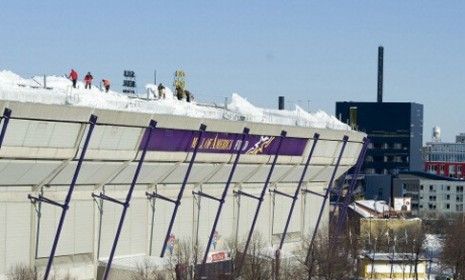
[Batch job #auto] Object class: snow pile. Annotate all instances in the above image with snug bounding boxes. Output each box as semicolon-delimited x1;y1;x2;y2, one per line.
0;70;350;130
228;94;348;130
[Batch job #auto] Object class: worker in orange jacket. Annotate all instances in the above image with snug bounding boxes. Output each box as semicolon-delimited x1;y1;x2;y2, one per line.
68;69;78;88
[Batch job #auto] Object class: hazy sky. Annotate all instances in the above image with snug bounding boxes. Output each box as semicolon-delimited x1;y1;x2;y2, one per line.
0;1;463;141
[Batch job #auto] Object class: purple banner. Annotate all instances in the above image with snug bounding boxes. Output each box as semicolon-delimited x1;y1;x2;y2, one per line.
140;128;307;156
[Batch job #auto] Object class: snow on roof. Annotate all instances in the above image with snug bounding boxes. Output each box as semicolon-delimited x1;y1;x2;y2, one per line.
0;70;350;130
349;200;391;218
362;252;428;261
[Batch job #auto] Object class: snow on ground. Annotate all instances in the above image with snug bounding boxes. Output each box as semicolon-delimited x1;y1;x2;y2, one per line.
0;70;350;130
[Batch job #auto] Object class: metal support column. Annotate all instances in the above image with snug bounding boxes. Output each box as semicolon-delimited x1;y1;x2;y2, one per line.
160;124;207;257
335;138;369;234
92;186;105;260
96;119;157;280
277;133;319;250
234;130;287;278
0;108;12;148
328;171;348;224
27;114;98;280
196;127;250;279
305;135;348;264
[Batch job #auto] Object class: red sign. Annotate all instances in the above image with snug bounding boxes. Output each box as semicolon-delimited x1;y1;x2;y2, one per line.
207;251;229;263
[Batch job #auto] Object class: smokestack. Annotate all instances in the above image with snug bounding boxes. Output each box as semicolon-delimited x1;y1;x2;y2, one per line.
278;96;285;110
377;46;384;103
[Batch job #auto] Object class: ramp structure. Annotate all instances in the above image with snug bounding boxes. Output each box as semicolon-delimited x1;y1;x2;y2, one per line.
0;100;366;279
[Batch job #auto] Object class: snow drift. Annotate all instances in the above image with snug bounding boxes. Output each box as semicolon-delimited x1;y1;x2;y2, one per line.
0;70;350;130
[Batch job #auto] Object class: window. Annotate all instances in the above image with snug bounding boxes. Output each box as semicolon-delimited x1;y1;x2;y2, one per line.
420;185;424;190
457;186;464;193
445;203;450;210
456;204;464;212
430;185;434;191
447;186;451;191
446;194;450;200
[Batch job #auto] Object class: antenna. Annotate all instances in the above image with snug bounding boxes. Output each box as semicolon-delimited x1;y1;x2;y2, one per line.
377;46;384;103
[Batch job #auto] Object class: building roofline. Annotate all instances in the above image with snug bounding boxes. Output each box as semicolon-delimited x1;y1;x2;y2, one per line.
399;171;465;182
336;101;423;106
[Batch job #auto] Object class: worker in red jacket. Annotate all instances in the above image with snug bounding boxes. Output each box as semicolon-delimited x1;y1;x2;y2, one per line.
102;79;111;92
84;72;93;89
68;69;78;88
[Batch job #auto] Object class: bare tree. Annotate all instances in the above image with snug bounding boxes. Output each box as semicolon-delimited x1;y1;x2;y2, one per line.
6;264;72;280
441;215;465;280
234;233;272;280
290;229;356;280
130;259;166;280
7;264;39;280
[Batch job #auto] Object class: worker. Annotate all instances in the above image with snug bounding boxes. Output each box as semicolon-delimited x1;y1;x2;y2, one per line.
176;85;184;100
158;83;166;99
68;69;78;88
102;79;111;93
184;90;192;103
84;72;93;89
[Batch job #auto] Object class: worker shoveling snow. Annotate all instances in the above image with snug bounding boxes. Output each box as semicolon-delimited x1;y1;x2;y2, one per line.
0;70;350;130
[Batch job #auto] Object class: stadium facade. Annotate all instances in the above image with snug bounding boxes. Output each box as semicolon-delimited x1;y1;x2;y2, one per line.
0;99;365;279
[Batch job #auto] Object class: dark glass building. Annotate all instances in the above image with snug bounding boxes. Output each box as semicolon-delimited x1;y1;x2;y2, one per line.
336;102;424;175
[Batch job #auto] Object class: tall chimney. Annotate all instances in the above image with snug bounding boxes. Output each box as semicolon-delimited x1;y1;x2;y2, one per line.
278;96;285;110
377;46;384;103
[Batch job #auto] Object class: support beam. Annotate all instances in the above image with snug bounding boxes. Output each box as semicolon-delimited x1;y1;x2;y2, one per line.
146;191;177;204
234;130;287;278
305;135;349;264
101;119;157;280
335;138;369;234
269;189;294;199
278;133;319;250
328;171;348;223
160;124;207;257
35;114;98;280
0;108;12;149
302;189;325;198
198;127;249;279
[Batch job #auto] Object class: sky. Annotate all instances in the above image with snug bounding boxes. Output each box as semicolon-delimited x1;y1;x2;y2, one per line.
0;1;464;142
